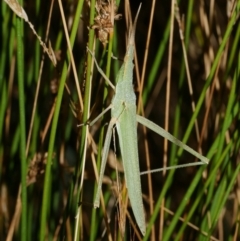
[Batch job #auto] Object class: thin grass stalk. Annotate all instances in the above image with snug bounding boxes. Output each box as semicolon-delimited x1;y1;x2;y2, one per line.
25;0;41;234
169;0;194;153
55;0;85;238
167;2;206;238
168;0;195;166
16;4;27;240
142;19;170;106
73;0;96;239
226;23;240;73
0;81;7;144
39;0;85;239
0;7;10;145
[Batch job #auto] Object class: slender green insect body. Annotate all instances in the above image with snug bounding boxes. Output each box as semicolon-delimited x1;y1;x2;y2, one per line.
91;3;208;236
94;6;146;235
110;8;146;234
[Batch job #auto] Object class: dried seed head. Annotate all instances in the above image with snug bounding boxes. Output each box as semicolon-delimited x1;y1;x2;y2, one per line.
91;0;122;46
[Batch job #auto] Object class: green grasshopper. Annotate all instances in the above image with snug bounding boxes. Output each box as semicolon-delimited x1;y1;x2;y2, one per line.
88;4;209;236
